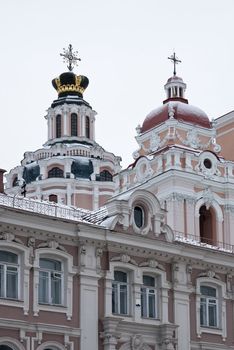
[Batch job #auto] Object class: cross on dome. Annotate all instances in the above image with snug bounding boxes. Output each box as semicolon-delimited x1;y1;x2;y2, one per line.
60;44;81;71
168;52;181;76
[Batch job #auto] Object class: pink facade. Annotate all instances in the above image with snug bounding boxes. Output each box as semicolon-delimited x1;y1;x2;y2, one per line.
1;50;234;350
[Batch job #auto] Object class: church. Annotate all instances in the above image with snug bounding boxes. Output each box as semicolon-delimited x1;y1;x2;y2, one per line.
0;47;234;350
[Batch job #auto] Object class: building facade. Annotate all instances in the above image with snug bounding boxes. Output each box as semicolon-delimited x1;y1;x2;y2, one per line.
1;51;234;350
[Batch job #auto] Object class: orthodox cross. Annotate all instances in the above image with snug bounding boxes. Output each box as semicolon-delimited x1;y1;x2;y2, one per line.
60;44;81;71
168;52;181;76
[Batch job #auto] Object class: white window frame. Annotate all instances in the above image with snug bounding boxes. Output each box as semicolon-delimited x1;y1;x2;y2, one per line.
196;277;227;339
0;243;31;315
0;251;19;300
39;258;64;306
141;275;158;319
33;248;76;320
200;285;218;328
112;270;129;315
106;260;170;324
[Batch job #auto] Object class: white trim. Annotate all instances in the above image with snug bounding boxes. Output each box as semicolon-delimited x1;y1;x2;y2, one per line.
196;277;227;340
33;248;75;320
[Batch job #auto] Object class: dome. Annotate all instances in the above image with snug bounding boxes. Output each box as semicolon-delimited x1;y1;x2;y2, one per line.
141;101;211;133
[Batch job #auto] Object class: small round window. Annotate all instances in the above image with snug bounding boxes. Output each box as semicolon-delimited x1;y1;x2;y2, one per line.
134;206;144;228
203;158;212;169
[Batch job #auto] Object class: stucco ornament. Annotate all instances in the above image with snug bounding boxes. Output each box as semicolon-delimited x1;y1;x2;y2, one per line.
134;157;153;183
195;152;221;179
119;335;152;350
150;132;161;152
202;187;214;209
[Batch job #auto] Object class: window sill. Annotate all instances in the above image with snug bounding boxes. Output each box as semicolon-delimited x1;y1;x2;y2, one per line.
0;298;24;308
200;326;223;335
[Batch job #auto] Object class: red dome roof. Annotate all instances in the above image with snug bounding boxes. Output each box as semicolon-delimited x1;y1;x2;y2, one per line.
141;101;211;133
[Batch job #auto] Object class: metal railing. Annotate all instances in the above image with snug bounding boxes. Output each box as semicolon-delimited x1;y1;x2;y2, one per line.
175;231;234;254
0;193;107;225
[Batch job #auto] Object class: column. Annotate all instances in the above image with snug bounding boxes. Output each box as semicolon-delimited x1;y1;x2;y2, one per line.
79;245;100;350
173;262;191;350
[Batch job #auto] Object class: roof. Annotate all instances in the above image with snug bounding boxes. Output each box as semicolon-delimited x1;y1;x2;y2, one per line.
141;101;211;132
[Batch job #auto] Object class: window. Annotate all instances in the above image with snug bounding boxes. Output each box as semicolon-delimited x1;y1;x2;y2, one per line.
134;206;144;228
85;116;90;138
56;115;61;138
71;113;78;136
12;177;18;187
48;194;58;203
200;285;218;328
141;275;157;318
48;167;64;178
100;170;113;182
39;258;63;305
199;205;216;245
0;346;14;350
112;270;128;315
0;251;19;299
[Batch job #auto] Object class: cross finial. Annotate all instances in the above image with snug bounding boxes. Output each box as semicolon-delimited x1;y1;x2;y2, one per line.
60;44;81;71
168;52;181;76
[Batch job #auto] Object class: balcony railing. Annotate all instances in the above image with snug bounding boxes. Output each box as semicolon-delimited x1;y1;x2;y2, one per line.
175;231;234;254
0;193;107;225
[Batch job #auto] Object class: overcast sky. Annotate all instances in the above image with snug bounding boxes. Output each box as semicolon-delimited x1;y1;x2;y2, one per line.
1;0;234;172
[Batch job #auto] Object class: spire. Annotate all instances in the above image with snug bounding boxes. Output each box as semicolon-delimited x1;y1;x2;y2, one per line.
163;52;187;104
168;52;181;76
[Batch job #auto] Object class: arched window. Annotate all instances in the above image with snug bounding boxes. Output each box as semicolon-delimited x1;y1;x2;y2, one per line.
0;346;14;350
48;194;58;203
56;115;61;138
134;206;144;228
12;177;18;187
0;251;19;299
85;116;90;138
100;170;113;182
71;113;78;136
48;167;64;178
39;258;63;305
199;205;216;245
141;275;157;318
112;270;128;315
200;285;218;327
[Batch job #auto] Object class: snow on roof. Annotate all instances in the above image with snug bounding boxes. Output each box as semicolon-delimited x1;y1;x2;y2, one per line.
0;193;108;225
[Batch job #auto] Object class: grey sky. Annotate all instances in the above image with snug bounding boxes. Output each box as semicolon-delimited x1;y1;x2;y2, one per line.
1;0;234;171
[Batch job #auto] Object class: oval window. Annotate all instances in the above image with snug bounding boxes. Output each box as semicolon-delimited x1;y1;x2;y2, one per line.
134;206;144;228
204;158;212;169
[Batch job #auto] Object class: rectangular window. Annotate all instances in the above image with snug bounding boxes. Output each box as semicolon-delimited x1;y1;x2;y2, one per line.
39;258;63;305
141;275;157;319
200;286;218;328
112;271;129;315
0;251;19;300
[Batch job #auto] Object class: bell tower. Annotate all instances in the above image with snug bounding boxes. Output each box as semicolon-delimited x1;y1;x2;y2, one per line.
45;44;96;145
5;45;121;210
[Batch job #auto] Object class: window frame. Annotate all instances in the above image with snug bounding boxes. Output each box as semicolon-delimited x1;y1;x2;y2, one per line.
141;275;158;319
0;251;19;300
0;243;31;315
200;285;218;328
33;248;75;320
196;277;227;338
38;258;64;306
112;270;129;315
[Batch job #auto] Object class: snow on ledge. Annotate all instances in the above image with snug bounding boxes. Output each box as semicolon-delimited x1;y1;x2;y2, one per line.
175;234;234;254
0;193;107;225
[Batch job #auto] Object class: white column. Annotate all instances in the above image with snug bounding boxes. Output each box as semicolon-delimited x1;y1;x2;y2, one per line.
173;262;191;350
186;199;195;236
79;245;100;350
